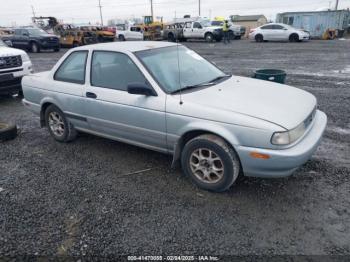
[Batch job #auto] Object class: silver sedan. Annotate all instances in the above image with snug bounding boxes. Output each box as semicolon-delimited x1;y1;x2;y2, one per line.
22;42;327;192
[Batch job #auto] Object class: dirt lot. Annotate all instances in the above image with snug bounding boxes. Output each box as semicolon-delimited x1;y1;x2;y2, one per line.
0;40;349;258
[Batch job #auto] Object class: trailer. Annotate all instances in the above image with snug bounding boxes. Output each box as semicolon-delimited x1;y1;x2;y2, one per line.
276;10;350;39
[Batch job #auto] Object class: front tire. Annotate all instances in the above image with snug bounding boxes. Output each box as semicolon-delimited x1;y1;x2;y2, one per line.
31;42;40;53
205;33;214;42
181;134;240;192
289;33;299;42
45;105;77;143
118;35;125;41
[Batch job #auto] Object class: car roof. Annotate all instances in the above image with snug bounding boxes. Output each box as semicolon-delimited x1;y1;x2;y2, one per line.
76;41;178;53
261;23;287;26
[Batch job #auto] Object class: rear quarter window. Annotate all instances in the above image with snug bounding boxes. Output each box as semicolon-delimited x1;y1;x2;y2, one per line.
54;51;88;84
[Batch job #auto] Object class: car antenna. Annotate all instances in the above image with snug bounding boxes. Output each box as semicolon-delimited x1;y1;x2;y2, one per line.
175;13;183;105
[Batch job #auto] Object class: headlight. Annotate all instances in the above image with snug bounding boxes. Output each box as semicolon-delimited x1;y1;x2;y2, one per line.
21;53;30;62
271;122;306;145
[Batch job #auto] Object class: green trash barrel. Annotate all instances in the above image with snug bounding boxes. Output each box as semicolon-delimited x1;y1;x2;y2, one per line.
254;69;287;84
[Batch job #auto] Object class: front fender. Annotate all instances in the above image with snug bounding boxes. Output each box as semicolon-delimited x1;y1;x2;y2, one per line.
169;120;240;168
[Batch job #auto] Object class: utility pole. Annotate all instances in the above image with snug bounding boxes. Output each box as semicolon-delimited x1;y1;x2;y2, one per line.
150;0;154;20
335;0;339;10
31;5;36;17
98;0;103;26
199;0;201;16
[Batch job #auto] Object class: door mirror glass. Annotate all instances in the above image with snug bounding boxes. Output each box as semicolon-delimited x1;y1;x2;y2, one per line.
127;83;157;96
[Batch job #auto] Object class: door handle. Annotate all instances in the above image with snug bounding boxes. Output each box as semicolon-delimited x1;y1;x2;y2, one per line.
86;92;97;99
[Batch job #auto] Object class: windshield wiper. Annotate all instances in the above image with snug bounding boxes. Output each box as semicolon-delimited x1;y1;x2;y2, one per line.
208;74;231;83
171;82;215;94
171;75;231;94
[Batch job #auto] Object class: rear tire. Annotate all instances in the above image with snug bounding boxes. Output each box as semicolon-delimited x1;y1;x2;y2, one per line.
167;33;175;42
44;105;77;143
181;134;240;192
255;34;263;42
289;33;299;42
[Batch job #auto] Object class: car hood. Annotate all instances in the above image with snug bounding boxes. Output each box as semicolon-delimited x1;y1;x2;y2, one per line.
0;46;25;57
179;76;316;130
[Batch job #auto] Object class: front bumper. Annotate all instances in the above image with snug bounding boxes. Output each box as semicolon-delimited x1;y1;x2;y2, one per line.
213;30;223;39
300;35;310;41
236;110;327;178
40;41;60;49
0;61;33;94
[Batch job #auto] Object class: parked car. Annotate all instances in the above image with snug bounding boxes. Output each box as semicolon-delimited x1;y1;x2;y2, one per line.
3;28;60;53
210;20;241;39
163;22;185;42
183;21;223;42
249;23;310;42
22;42;327;192
116;25;143;41
0;39;33;95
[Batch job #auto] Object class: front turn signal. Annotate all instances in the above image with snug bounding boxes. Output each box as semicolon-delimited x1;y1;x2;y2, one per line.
249;152;271;159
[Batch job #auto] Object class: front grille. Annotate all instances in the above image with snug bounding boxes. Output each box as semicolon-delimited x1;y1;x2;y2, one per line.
0;55;22;70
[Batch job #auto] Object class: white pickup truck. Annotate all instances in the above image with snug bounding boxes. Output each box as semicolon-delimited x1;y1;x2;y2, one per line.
182;21;223;42
116;25;143;41
0;39;33;95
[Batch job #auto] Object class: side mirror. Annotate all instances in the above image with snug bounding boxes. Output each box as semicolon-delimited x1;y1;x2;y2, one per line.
22;32;29;36
127;83;157;96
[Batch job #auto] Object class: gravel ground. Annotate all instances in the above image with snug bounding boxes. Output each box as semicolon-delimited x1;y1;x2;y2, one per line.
0;40;349;258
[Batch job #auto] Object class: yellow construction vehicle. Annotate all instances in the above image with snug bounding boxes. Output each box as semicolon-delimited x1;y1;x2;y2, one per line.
141;16;163;41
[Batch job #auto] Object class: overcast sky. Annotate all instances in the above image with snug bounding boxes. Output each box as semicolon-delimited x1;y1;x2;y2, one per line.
1;0;350;26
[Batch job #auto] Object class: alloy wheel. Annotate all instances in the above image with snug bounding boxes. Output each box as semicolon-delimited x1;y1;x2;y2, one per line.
189;148;224;184
48;112;65;137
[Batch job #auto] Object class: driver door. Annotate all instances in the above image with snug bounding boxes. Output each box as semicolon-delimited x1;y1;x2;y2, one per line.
192;22;204;38
84;50;167;152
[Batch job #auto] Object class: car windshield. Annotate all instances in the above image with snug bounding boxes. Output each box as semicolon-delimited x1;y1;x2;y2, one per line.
200;20;211;27
27;28;47;35
135;46;228;93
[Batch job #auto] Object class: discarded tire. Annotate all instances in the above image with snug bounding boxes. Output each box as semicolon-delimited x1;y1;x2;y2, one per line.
0;122;17;141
